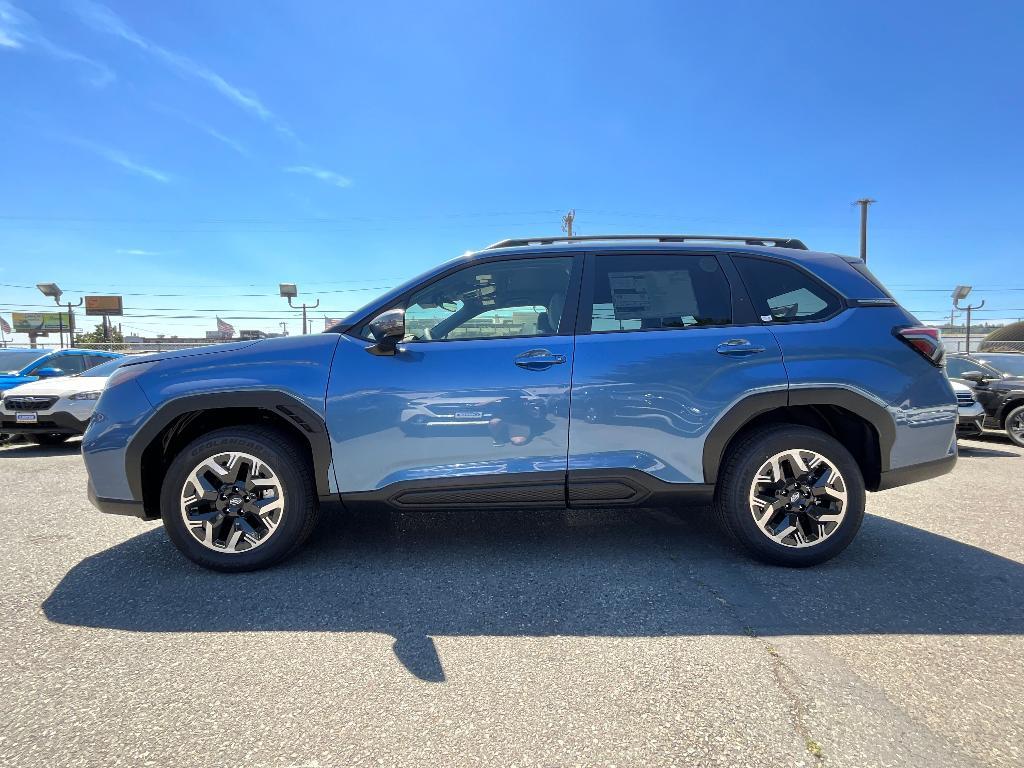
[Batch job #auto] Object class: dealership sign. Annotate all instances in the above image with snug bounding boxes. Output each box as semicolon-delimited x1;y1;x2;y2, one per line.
11;312;71;332
85;295;124;316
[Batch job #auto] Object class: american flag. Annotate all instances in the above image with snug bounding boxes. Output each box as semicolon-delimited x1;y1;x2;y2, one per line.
216;317;235;337
0;316;10;335
323;317;342;330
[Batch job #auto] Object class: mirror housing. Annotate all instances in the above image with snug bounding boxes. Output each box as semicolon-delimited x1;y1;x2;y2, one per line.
960;370;990;384
367;308;406;355
34;367;64;378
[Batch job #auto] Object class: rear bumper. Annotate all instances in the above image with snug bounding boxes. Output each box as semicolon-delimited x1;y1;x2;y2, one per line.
87;480;147;518
875;453;956;491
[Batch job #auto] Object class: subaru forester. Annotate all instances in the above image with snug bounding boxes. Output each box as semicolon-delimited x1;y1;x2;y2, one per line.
82;234;957;571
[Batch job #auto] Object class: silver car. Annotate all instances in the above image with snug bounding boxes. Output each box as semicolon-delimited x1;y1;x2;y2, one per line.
0;356;124;445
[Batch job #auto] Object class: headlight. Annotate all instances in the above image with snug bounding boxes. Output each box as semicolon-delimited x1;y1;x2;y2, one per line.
70;391;102;401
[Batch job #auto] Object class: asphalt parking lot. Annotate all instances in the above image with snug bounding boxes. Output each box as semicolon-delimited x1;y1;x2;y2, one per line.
1;436;1022;768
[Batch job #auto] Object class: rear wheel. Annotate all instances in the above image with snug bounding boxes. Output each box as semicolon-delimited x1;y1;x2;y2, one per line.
30;433;72;445
715;425;865;566
1004;405;1024;448
160;426;320;572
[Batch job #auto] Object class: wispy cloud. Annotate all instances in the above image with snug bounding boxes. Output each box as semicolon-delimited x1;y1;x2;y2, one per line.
285;165;353;189
64;136;171;183
0;0;114;86
74;1;293;140
116;248;163;256
151;103;249;157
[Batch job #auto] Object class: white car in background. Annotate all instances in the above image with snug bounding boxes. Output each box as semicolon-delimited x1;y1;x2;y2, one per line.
0;357;124;445
952;380;985;438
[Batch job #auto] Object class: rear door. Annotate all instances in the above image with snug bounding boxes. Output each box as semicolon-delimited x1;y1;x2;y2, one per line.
567;250;787;501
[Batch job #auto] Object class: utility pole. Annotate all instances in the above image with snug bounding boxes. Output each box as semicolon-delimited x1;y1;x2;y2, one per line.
853;198;876;262
561;209;575;238
279;322;288;336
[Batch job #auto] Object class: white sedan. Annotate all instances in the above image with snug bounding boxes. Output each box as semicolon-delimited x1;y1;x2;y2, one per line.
0;356;124;445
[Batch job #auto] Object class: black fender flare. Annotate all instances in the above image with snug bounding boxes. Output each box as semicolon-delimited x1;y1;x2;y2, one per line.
125;389;333;501
702;387;896;484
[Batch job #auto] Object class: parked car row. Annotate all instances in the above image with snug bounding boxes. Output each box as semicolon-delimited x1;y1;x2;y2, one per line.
945;352;1024;447
0;349;122;444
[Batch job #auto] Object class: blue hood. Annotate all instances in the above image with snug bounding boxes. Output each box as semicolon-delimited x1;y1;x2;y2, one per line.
0;374;37;393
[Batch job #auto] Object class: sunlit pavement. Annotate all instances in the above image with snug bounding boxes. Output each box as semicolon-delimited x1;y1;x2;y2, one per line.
1;435;1021;767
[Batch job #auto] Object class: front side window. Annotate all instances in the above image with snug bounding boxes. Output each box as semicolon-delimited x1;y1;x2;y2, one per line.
33;354;87;375
946;357;1001;378
586;254;732;333
733;256;842;323
401;257;574;342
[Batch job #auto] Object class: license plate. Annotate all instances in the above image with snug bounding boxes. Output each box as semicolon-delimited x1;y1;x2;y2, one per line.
455;411;483;419
16;412;38;423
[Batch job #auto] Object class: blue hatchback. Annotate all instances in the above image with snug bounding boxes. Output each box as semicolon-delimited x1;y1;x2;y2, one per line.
82;234;957;571
0;348;121;394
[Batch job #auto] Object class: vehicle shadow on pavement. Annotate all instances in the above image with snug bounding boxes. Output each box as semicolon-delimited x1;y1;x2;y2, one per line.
0;441;82;459
43;507;1024;682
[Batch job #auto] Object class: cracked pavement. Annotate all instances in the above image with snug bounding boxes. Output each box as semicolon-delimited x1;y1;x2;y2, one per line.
1;434;1022;767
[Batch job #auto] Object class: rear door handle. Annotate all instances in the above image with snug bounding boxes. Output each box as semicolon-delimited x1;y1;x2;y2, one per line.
716;338;766;356
514;348;567;370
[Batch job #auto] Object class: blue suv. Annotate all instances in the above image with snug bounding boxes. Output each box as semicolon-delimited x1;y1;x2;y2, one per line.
82;235;957;571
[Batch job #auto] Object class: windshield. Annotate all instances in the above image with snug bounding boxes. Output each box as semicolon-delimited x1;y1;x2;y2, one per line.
979;354;1024;377
76;357;125;377
0;350;45;373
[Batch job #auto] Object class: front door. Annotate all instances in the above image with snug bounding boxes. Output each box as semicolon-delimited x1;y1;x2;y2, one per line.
568;251;788;500
326;254;581;506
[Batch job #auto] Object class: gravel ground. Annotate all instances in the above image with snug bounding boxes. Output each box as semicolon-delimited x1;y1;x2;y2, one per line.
1;435;1021;768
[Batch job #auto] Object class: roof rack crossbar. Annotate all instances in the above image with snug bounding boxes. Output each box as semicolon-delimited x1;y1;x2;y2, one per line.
486;234;808;250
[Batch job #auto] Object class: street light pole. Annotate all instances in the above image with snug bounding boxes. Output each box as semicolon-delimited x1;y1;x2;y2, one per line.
279;283;319;335
953;285;984;353
36;283;82;348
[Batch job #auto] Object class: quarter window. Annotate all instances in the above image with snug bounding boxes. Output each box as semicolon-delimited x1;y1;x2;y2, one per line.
733;257;842;323
586;254;732;332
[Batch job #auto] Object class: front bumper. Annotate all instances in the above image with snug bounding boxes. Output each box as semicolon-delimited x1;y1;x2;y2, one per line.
956;403;986;436
87;479;147;518
0;410;89;435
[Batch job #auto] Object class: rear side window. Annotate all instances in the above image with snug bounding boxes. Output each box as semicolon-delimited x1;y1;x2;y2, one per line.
585;254;731;332
734;257;842;323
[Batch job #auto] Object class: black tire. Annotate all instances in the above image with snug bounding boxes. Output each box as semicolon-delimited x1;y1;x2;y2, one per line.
714;424;866;567
30;433;73;445
1004;405;1024;448
160;426;320;572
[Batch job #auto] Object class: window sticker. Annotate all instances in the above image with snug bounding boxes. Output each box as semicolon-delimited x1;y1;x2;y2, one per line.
607;270;698;320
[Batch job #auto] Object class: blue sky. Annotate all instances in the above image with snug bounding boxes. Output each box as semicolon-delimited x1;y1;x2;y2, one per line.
1;0;1022;339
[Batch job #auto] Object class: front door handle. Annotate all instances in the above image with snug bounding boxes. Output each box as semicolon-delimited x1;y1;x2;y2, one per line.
716;339;766;356
514;348;567;370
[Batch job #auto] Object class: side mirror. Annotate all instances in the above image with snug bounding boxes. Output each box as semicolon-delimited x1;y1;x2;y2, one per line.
34;367;64;378
959;370;989;384
367;308;406;355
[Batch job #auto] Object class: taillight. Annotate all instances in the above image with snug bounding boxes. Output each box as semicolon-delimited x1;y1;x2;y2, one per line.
895;327;945;366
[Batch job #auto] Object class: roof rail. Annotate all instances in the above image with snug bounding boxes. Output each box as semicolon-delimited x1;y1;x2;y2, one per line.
485;234;808;250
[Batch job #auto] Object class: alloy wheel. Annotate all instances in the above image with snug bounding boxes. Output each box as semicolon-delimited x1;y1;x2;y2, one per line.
748;448;847;548
179;451;285;553
1009;412;1024;441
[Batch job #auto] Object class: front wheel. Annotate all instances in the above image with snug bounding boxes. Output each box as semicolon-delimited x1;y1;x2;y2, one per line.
1004;405;1024;448
160;426;320;572
714;425;866;567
